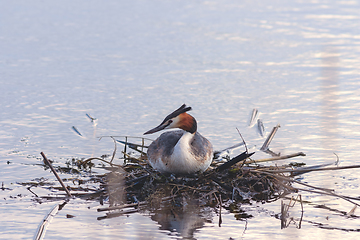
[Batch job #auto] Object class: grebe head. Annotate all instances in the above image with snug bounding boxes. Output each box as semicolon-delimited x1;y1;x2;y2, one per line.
144;104;197;135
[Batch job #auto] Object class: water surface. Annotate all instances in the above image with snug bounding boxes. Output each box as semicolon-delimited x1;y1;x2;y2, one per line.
1;0;360;239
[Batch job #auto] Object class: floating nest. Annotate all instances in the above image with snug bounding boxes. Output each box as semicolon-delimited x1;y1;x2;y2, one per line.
82;132;309;219
22;113;360;239
106;151;286;206
31;122;360;225
27;131;360;240
31;123;312;222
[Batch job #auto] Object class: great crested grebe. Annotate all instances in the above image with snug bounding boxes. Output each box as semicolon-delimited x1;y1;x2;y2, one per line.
144;104;213;175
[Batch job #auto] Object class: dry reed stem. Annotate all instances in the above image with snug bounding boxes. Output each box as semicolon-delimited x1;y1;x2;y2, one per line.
110;136;117;163
41;152;72;197
254;170;360;207
260;124;280;151
295;188;360;207
260;164;360;174
81;157;122;168
252;170;335;193
246;152;306;164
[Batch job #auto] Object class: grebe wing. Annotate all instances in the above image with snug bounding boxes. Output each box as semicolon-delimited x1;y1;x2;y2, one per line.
191;132;213;159
147;130;184;159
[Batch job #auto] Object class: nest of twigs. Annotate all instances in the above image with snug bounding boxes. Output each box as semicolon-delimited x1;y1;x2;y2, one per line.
29;114;360;239
98;125;295;209
108;151;286;207
92;130;308;220
34;123;360;223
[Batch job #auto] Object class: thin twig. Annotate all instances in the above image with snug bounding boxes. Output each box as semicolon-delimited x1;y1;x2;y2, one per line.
219;193;223;227
299;195;303;229
347;205;357;216
98;135;153;142
124;136;128;161
236;127;248;153
141;138;145;157
295;188;360;207
27;187;38;197
97;201;147;212
110;136;117;164
254;170;360;206
251;170;335;193
259;164;360;174
245;152;306;164
81;157;122;168
281;200;287;229
41;152;72;197
334;152;340;166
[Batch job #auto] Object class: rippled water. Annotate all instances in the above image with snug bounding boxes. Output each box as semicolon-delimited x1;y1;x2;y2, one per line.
1;0;360;239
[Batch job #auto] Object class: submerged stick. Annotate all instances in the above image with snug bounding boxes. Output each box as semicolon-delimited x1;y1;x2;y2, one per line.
97;195;176;212
97;201;146;212
213;192;222;227
299;195;304;229
40;152;72;197
34;203;60;240
97;209;139;220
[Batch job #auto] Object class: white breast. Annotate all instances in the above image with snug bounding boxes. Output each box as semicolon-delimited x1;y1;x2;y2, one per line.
148;131;213;175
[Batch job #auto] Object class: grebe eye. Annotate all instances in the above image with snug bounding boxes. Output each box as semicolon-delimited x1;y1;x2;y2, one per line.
168;120;173;124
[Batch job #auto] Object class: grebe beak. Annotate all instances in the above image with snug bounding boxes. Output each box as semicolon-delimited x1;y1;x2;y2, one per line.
144;123;168;135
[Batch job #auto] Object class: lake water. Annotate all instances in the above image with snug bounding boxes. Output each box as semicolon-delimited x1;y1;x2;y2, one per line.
1;0;360;239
